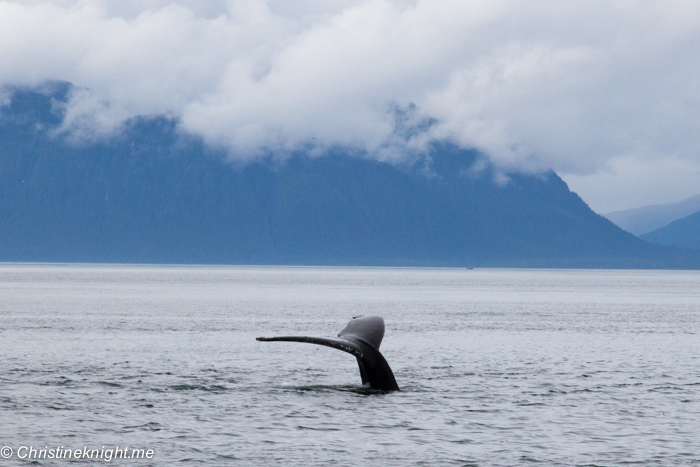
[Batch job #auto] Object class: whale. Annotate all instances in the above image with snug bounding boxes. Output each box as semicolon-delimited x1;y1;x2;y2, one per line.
256;315;400;391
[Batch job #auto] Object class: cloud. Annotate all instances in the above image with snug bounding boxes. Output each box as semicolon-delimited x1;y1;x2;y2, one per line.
2;0;700;210
564;154;700;214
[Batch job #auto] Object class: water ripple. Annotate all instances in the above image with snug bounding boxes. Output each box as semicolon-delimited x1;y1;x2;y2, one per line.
1;265;699;466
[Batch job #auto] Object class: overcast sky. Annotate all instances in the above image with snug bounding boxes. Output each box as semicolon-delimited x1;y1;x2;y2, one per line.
2;0;700;213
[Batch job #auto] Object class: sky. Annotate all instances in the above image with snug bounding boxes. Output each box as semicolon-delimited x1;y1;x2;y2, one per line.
2;0;700;213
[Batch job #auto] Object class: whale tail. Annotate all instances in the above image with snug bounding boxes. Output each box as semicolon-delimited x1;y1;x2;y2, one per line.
257;316;400;391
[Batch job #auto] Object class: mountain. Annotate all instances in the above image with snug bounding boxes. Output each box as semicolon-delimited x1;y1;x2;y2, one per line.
640;210;700;250
1;83;698;268
604;194;700;236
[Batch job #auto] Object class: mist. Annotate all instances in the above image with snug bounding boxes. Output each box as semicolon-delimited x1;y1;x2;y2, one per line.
3;0;700;211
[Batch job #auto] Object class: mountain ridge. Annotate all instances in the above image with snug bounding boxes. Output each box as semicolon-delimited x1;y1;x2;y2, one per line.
2;84;698;268
604;194;700;236
641;210;700;250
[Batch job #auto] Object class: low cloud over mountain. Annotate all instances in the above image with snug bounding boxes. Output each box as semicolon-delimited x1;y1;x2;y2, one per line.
3;1;700;211
2;85;697;268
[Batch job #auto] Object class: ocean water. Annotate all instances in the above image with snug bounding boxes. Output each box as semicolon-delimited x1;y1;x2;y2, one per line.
0;264;698;466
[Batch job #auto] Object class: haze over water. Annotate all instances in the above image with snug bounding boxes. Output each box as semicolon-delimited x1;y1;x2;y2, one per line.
1;265;698;466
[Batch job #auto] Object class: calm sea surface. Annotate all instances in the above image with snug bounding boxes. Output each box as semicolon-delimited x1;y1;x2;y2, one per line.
0;264;698;466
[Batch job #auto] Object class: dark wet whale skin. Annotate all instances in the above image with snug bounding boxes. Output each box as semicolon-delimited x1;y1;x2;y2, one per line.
256;316;400;391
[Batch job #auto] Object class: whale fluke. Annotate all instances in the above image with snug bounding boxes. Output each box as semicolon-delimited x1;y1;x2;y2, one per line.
257;316;400;391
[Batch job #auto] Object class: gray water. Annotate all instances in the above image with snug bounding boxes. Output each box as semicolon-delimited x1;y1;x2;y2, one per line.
0;264;698;466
